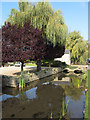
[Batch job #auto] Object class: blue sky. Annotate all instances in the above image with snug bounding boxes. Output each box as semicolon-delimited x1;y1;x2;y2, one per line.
1;2;88;40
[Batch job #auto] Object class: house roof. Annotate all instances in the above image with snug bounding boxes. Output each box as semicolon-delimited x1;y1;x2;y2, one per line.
65;49;70;54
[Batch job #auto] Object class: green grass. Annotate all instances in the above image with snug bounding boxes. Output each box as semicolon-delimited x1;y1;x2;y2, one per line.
66;66;78;70
84;70;90;119
25;63;37;66
88;70;90;119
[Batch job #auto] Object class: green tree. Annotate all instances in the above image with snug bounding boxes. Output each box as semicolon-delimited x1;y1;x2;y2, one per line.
45;10;68;46
5;1;68;70
66;31;88;64
6;1;68;46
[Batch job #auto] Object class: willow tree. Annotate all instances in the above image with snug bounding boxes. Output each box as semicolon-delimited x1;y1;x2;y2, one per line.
66;31;88;64
45;10;68;46
5;1;68;69
6;1;68;45
65;31;83;51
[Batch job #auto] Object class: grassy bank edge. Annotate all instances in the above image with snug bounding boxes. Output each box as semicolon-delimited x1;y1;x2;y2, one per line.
84;70;90;119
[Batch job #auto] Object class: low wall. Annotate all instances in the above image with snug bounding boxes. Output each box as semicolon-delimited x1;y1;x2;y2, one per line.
2;75;17;88
2;67;62;88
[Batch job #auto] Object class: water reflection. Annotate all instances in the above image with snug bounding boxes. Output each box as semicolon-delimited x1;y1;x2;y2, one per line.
0;94;13;102
2;73;86;119
66;92;85;118
0;87;37;102
52;75;71;85
25;87;37;100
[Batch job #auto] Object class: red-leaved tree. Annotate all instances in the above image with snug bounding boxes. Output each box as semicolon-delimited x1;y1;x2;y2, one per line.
45;44;65;60
1;22;46;71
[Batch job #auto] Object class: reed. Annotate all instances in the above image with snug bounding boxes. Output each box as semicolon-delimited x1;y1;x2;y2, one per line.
50;112;53;119
19;71;26;89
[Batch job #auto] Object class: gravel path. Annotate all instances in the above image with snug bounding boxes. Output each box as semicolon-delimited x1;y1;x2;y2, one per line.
0;66;37;76
0;65;89;77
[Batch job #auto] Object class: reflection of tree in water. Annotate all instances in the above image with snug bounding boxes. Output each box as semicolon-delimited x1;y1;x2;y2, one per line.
18;89;28;104
64;85;83;101
35;84;69;119
58;73;67;80
71;76;82;88
61;76;84;101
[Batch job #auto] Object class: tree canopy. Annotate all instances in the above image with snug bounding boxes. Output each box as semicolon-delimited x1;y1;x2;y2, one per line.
5;1;68;47
65;31;88;64
2;22;46;70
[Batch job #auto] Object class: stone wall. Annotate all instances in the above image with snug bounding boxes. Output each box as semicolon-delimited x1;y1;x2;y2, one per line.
2;67;62;88
2;75;17;88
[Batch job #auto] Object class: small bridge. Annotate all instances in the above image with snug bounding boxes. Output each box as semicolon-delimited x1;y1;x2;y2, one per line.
71;65;89;72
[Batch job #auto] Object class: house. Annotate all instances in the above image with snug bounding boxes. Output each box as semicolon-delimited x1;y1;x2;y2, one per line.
54;49;71;65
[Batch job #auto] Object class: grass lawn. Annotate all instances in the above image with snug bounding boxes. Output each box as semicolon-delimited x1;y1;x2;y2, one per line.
84;69;90;119
88;70;90;119
66;66;78;70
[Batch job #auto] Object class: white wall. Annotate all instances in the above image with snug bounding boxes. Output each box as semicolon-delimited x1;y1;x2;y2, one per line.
55;53;71;65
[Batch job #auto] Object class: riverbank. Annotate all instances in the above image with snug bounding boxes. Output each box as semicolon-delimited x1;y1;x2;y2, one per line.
1;65;88;88
84;69;90;119
88;70;90;119
2;67;62;88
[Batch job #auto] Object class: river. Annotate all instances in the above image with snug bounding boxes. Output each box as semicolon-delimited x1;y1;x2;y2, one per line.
1;72;86;119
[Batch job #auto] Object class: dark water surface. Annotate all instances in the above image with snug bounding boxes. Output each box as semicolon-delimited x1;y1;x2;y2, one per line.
1;73;86;119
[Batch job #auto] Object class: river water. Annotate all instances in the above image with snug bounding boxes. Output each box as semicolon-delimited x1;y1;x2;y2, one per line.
1;72;86;119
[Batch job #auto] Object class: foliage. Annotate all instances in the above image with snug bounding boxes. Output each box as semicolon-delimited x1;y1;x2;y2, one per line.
25;63;37;66
45;44;65;61
84;70;89;119
2;22;45;64
66;66;78;70
5;1;68;47
19;71;26;88
41;60;67;68
45;10;68;46
3;1;69;70
82;72;88;81
66;31;88;64
85;91;88;119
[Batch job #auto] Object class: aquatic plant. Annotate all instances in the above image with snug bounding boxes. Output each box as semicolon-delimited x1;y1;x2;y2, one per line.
84;70;89;119
59;115;62;120
50;112;53;119
66;100;70;109
30;75;32;77
19;71;26;89
82;72;88;81
62;96;65;116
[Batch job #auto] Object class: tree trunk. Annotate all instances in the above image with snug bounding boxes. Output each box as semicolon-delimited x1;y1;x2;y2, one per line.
21;61;24;71
2;62;5;67
49;61;51;67
37;60;41;71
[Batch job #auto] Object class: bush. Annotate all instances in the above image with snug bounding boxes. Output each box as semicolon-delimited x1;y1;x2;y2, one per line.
51;61;67;68
41;60;49;67
41;60;67;68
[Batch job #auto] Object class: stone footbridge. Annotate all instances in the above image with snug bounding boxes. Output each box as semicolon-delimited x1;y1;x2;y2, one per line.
71;65;89;72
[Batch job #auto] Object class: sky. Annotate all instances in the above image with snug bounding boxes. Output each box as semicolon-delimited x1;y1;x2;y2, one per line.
1;1;88;40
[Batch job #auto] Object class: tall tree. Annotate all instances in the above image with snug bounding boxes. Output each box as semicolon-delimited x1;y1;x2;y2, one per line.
5;1;68;68
2;22;45;71
6;1;68;46
66;31;88;64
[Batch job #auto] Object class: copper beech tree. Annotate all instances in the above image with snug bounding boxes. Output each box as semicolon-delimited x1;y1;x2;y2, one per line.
2;22;46;71
1;22;65;71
